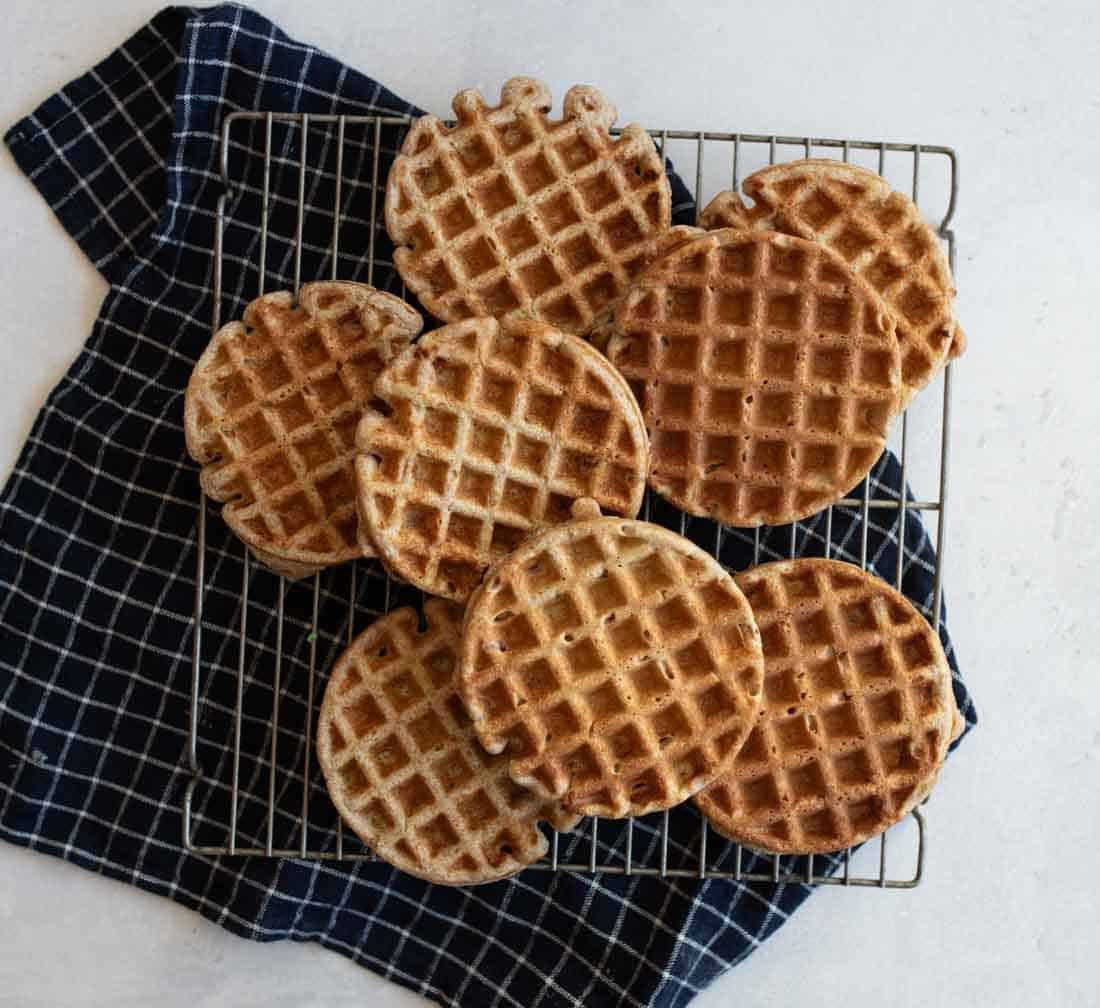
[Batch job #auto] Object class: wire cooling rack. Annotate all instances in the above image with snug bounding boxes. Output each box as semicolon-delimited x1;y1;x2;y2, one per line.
183;109;958;888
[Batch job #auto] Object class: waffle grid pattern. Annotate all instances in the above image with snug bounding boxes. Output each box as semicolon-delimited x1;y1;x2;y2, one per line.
586;223;703;353
695;559;955;854
356;318;648;600
461;517;765;818
317;602;577;884
185;282;420;575
699;160;958;403
385;77;671;334
608;229;901;528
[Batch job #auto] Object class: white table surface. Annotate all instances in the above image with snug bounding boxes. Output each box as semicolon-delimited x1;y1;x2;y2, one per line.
1;1;1097;1005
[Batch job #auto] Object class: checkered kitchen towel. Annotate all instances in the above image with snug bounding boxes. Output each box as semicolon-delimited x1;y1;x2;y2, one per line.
0;5;975;1006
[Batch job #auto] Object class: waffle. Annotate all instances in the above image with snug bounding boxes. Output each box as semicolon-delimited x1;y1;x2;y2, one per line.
458;500;766;818
356;317;649;601
184;282;422;578
606;228;901;528
385;76;671;335
699;159;962;406
694;558;959;855
316;601;579;885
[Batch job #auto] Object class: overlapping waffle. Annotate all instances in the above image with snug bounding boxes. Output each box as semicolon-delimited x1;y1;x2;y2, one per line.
355;317;649;600
316;601;578;885
699;159;961;406
694;558;960;855
185;282;421;578
458;500;765;818
385;76;671;334
606;228;901;528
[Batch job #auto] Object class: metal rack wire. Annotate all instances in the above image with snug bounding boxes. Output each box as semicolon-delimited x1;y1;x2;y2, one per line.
183;110;958;888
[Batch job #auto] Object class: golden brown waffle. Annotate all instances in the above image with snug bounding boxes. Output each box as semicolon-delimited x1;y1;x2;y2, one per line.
458;500;765;818
699;159;961;406
316;601;579;885
184;282;422;578
606;228;901;528
694;558;959;855
385;76;671;335
356;317;649;601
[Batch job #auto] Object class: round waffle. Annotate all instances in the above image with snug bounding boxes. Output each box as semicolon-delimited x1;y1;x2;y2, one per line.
694;558;960;855
317;601;578;885
356;317;649;601
458;500;766;818
699;159;962;407
606;228;901;528
184;282;422;578
385;76;671;335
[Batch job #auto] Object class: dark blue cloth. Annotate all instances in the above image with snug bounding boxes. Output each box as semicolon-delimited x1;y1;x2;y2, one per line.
0;5;975;1006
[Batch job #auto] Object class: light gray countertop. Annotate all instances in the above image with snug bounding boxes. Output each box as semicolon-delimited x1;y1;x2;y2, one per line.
1;2;1097;1005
